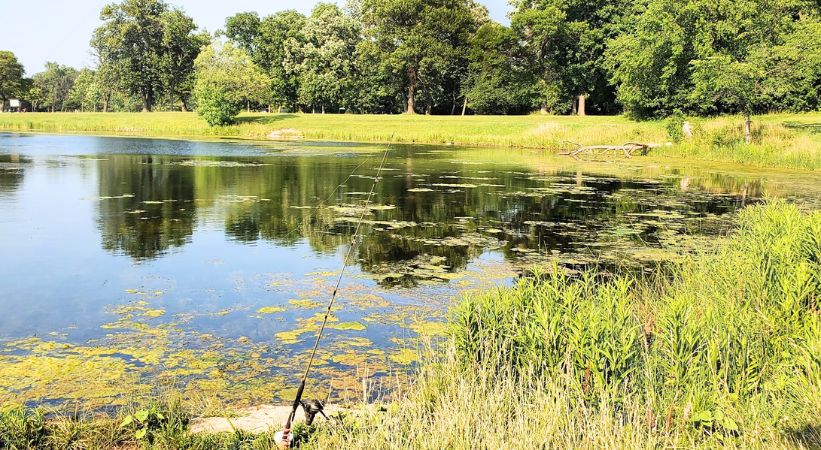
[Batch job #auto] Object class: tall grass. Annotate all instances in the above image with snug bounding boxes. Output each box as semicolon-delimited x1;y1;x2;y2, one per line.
656;115;821;170
307;202;820;449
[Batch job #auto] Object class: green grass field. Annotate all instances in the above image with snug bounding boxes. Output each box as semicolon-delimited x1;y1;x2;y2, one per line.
1;112;819;169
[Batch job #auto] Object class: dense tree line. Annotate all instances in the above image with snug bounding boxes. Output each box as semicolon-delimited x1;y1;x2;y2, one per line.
1;0;818;121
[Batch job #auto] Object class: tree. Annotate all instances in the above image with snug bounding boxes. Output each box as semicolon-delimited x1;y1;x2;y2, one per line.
0;51;25;104
225;10;306;111
691;56;761;143
607;0;820;119
512;0;635;114
193;43;270;126
463;22;536;114
287;3;359;113
160;9;210;111
67;68;101;112
753;20;821;112
223;12;261;56
31;63;78;112
358;0;485;114
92;0;204;112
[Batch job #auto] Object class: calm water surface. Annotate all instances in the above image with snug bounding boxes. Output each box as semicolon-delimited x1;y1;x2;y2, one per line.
0;133;815;406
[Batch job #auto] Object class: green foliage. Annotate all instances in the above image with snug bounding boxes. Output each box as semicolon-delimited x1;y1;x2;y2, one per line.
159;9;211;111
193;43;270;126
666;113;686;143
463;23;536;114
288;3;360;113
225;10;307;111
29;62;79;112
607;0;821;118
512;0;637;114
358;0;486;114
449;202;820;442
92;0;207;111
0;406;47;449
66;68;101;112
0;50;25;103
453;270;642;402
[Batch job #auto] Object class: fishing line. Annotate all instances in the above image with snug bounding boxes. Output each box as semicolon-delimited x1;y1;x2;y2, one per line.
278;142;392;447
277;151;377;246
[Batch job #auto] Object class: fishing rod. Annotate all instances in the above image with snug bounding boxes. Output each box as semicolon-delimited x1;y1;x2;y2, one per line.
276;142;392;449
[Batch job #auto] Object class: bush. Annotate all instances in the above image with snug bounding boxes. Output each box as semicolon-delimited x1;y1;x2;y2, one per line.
194;85;241;126
666;113;686;143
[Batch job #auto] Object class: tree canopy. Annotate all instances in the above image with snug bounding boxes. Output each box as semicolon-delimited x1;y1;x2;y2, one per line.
193;43;270;126
5;0;820;119
0;51;25;103
607;0;820;118
91;0;208;111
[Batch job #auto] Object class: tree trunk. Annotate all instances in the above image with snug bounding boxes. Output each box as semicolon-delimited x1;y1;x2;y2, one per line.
406;68;417;114
744;112;752;144
577;94;587;116
461;97;467;116
142;91;153;112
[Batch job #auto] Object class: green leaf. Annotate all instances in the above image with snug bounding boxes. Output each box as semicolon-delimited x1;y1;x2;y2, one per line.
120;415;134;427
135;410;149;422
722;416;739;432
692;410;713;423
135;427;147;439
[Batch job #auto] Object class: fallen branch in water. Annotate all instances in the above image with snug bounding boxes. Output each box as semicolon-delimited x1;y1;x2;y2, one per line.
560;142;660;158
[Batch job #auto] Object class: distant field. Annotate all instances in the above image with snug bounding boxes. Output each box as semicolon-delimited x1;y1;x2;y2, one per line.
1;111;819;169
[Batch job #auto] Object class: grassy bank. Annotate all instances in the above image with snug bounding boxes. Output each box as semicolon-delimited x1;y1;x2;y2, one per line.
0;112;819;170
305;202;820;449
2;202;818;449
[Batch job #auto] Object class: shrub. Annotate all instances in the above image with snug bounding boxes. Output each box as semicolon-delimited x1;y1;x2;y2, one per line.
666;113;686;143
193;85;241;126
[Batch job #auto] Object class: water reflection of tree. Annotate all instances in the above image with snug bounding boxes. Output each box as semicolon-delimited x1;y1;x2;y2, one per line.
0;154;29;196
93;153;760;283
97;155;196;259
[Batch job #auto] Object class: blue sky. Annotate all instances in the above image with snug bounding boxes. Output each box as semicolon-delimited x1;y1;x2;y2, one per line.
2;0;513;75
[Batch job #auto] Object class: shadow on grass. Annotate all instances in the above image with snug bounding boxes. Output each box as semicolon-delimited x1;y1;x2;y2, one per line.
784;424;821;448
233;114;299;125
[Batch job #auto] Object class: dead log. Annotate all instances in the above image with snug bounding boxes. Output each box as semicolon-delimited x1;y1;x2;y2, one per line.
560;142;660;158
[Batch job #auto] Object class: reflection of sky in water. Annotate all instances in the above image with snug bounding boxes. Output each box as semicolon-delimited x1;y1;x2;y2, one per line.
0;133;773;340
1;132;815;405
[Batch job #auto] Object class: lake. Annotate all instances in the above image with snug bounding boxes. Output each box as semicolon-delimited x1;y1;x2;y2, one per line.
0;132;818;408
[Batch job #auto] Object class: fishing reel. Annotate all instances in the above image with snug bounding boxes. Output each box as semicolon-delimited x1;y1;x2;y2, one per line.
276;399;328;449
